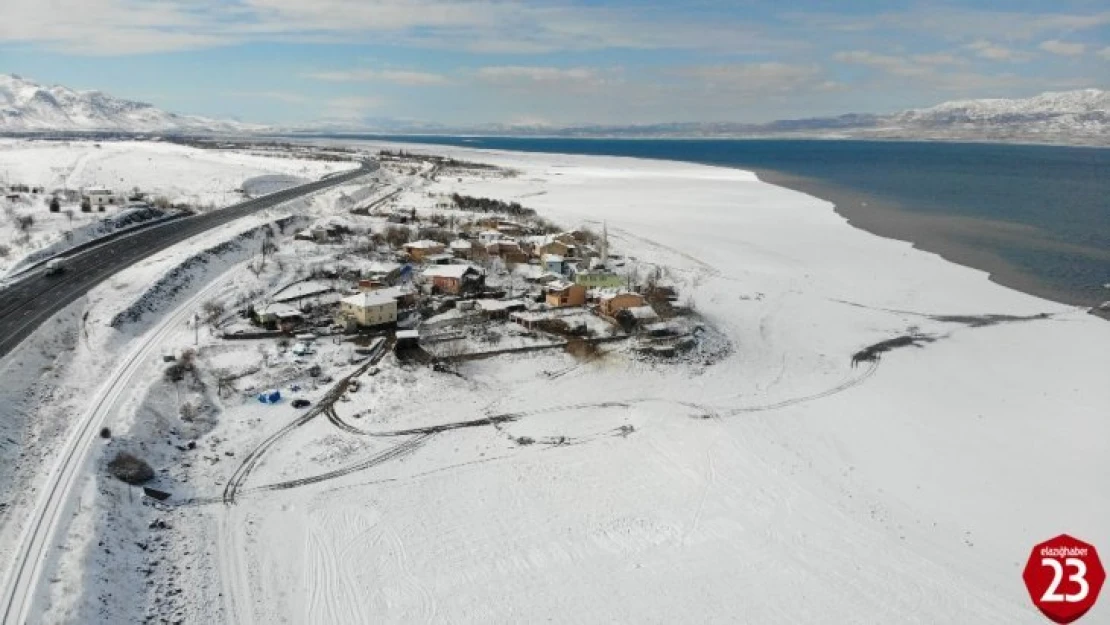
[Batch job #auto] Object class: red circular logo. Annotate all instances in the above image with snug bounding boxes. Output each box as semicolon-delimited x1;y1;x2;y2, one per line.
1023;535;1105;623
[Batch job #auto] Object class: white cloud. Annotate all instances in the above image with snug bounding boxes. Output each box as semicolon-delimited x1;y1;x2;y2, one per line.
324;95;383;119
834;51;934;77
964;40;1028;61
0;0;796;56
911;53;966;66
788;8;1110;42
229;91;308;104
305;68;449;85
832;49;1089;93
675;63;827;94
1038;39;1087;56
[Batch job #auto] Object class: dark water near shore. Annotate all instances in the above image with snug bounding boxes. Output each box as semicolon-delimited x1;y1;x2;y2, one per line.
345;136;1110;306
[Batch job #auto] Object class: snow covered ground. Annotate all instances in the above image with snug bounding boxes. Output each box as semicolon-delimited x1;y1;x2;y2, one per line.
0;139;357;276
2;141;1107;624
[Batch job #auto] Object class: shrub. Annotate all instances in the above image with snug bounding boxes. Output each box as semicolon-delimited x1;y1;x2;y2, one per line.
107;452;154;485
383;226;410;248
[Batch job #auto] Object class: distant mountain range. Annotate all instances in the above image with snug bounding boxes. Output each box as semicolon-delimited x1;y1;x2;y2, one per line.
1;73;1107;145
0;74;262;134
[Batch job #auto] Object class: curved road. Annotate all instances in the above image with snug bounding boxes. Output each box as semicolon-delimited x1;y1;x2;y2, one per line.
0;159;377;359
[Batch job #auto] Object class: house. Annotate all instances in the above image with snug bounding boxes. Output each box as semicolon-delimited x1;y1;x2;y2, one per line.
422;264;484;295
83;187;116;207
490;239;529;264
367;285;418;308
541;253;564;275
620;305;660;329
365;261;402;285
424;252;455;265
536;239;573;258
598;292;646;318
545;280;586;308
449;239;474;259
337;291;398;328
254;302;304;328
496;221;527;236
402;240;446;261
575;270;624;288
477;230;503;245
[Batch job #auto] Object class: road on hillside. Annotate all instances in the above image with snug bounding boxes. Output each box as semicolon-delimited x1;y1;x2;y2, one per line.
0;159;377;359
0;159;376;625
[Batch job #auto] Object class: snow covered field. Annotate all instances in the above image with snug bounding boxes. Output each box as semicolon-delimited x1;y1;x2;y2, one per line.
1;142;1107;624
0;139;356;276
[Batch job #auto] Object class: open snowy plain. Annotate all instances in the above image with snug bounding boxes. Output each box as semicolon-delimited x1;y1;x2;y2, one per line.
0;139;354;276
1;141;1107;624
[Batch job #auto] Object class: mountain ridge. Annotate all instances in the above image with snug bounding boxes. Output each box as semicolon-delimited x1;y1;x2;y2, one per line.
1;73;1106;145
0;74;263;134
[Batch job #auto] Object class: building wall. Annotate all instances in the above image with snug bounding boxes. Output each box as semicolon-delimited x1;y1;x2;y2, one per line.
341;300;398;326
406;246;445;261
575;272;624;288
600;293;645;317
546;285;586;308
432;276;461;294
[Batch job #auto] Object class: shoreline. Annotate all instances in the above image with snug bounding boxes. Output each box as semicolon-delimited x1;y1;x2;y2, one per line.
752;168;1103;311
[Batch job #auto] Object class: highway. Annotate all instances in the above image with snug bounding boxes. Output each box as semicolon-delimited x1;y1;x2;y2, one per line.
0;159;376;359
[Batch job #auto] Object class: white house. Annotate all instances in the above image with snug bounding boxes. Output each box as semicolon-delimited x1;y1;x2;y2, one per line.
542;253;564;274
82;187;116;207
337;291;398;328
477;230;503;245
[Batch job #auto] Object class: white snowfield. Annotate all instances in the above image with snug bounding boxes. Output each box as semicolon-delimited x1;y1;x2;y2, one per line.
3;143;1108;624
213;147;1107;624
0;139;357;275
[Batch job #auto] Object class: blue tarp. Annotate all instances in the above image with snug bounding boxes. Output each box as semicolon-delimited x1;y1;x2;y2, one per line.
257;390;282;404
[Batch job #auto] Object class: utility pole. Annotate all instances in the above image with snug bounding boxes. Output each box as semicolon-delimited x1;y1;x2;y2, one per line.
601;221;609;268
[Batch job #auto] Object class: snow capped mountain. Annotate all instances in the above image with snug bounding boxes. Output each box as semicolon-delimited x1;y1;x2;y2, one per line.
0;74;264;134
891;89;1109;135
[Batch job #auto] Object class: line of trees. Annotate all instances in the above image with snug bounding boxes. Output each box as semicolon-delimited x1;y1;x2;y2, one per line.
449;193;535;218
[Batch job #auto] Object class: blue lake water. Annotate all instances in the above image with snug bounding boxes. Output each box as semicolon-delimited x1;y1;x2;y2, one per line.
340;136;1110;306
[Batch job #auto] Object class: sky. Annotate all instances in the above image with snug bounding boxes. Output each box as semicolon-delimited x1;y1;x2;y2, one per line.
1;0;1108;128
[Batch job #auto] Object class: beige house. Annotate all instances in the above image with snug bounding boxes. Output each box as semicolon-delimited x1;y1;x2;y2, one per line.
402;240;446;261
337;291;398;328
545;281;586;308
598;292;646;318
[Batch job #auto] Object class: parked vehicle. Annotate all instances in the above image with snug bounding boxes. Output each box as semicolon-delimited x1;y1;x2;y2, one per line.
291;399;311;408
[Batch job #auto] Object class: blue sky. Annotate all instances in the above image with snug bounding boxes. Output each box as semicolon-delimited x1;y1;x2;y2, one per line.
1;0;1107;127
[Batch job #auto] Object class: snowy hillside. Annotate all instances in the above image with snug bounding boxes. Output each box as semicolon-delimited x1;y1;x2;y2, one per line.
0;74;264;134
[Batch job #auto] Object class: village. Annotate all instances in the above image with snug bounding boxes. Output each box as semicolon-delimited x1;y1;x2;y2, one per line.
198;150;721;410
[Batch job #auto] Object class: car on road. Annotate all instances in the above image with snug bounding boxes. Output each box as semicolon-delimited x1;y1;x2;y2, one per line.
44;258;66;276
291;399;311;408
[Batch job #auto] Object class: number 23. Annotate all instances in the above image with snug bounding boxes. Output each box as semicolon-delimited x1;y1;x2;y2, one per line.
1041;558;1090;603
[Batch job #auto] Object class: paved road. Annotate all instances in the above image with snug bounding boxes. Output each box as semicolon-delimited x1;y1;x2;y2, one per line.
0;160;376;359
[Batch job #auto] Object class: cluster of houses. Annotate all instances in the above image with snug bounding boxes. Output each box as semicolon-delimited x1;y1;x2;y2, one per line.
240;209;684;358
2;181;147;210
